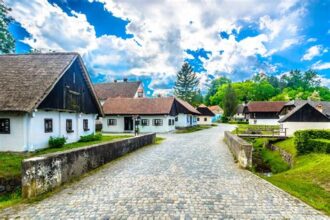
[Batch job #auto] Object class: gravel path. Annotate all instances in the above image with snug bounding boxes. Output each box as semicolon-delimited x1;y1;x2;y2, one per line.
0;124;327;219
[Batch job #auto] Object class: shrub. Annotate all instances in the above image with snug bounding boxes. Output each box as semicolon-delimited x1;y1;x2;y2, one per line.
307;139;330;154
221;116;229;123
294;130;330;155
48;137;66;148
79;133;102;142
228;121;248;124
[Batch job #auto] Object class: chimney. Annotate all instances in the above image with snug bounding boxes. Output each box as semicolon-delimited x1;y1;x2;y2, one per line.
123;78;128;82
316;104;323;113
114;79;117;83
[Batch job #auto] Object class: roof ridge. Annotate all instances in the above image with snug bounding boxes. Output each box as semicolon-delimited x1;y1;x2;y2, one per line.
0;52;80;57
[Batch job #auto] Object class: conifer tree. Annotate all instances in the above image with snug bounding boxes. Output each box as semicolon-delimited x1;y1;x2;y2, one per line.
174;63;199;102
223;83;238;118
0;0;15;53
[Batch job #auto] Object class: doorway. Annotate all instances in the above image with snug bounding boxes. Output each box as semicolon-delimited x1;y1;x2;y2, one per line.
124;117;133;131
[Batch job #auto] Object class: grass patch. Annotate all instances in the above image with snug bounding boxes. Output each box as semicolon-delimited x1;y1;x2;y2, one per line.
0;189;22;210
273;138;297;156
265;153;330;215
175;125;212;133
155;137;166;144
233;124;280;135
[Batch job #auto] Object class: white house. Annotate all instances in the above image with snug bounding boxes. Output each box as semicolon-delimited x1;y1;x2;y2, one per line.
196;104;215;125
0;53;103;152
279;101;330;136
102;97;200;133
244;101;286;125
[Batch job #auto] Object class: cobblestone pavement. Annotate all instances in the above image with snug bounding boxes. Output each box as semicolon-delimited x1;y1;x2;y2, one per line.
1;125;328;219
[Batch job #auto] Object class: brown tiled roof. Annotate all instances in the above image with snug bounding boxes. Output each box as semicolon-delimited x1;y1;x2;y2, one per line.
247;101;287;113
175;98;201;115
209;105;223;114
196;105;215;116
94;81;141;99
0;53;78;112
103;97;175;115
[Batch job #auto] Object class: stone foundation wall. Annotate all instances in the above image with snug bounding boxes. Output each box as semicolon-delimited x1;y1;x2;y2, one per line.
224;131;252;168
21;133;156;198
267;143;293;167
0;177;21;195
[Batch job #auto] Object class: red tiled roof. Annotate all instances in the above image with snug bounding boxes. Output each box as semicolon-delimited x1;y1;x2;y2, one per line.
94;81;141;99
247;101;287;113
103;97;175;115
209;105;223;114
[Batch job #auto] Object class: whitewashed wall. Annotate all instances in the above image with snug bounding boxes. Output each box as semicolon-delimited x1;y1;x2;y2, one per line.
281;122;330;136
0;112;28;151
102;115;176;133
197;116;213;125
0;110;97;152
248;118;279;125
175;113;197;127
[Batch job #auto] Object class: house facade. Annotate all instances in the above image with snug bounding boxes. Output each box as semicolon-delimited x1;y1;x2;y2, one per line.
102;97;199;133
244;101;286;125
0;53;103;152
209;105;223;122
196;105;215;125
233;104;246;121
279;101;330;136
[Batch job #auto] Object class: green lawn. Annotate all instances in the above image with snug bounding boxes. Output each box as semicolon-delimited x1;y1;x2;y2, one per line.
0;134;133;179
233;124;280;135
175;125;212;133
252;137;330;215
265;153;330;215
273;138;297;156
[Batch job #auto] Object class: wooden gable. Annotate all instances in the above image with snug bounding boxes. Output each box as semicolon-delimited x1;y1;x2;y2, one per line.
284;104;330;122
38;58;100;114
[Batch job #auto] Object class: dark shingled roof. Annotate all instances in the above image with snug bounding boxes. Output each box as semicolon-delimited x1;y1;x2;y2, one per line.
94;81;141;99
247;101;287;113
196;104;215;116
236;104;245;114
0;53;75;112
103;97;200;116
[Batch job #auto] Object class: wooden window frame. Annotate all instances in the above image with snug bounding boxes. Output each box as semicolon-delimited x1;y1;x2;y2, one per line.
108;119;117;126
204;117;207;122
66;119;74;133
153;119;163;126
141;119;149;126
44;119;53;133
83;119;89;131
0;118;10;134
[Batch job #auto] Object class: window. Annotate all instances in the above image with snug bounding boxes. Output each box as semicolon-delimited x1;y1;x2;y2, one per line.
197;117;200;121
141;119;149;126
168;119;172;126
44;119;53;133
0;118;10;134
66;119;73;133
108;119;117;126
204;117;207;122
153;119;163;126
172;119;175;125
138;92;143;98
83;119;89;131
175;117;178;122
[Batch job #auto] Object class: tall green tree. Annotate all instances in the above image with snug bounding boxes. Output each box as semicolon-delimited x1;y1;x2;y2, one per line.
204;77;231;105
191;89;204;107
222;83;238;118
0;0;15;53
174;63;199;102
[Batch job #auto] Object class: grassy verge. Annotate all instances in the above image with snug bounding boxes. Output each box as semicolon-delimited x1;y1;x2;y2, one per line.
233;124;280;135
273;138;296;156
155;137;166;144
175;125;212;133
265;153;330;215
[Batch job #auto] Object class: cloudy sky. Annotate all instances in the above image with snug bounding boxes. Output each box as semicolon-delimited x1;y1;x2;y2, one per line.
6;0;330;95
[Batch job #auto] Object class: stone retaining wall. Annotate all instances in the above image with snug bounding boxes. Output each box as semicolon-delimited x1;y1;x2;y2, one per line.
21;133;156;198
267;143;293;167
224;131;252;168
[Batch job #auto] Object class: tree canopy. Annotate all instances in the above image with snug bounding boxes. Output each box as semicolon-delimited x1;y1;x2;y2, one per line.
0;0;15;53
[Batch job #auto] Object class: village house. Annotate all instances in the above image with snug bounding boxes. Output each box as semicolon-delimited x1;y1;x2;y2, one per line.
94;80;144;105
208;105;223;122
243;101;286;125
0;53;103;152
278;100;330;136
196;104;215;125
102;97;200;133
233;104;246;122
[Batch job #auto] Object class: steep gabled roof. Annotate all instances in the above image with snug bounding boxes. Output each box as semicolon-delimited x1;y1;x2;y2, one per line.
247;101;287;113
94;81;141;99
279;102;330;122
103;97;175;115
236;104;245;114
0;53;102;114
175;98;201;115
196;105;215;116
208;105;223;114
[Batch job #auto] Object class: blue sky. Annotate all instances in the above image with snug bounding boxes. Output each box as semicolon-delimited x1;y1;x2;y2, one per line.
6;0;330;95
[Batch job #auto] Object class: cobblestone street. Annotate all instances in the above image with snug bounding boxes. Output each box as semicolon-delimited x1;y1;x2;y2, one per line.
0;125;328;219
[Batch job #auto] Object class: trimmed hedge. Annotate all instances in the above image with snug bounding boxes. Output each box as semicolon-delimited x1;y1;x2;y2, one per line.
48;137;66;148
79;133;102;142
294;130;330;155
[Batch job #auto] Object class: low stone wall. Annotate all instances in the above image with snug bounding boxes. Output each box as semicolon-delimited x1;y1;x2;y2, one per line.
0;177;21;195
267;143;293;167
21;133;156;199
224;131;252;168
